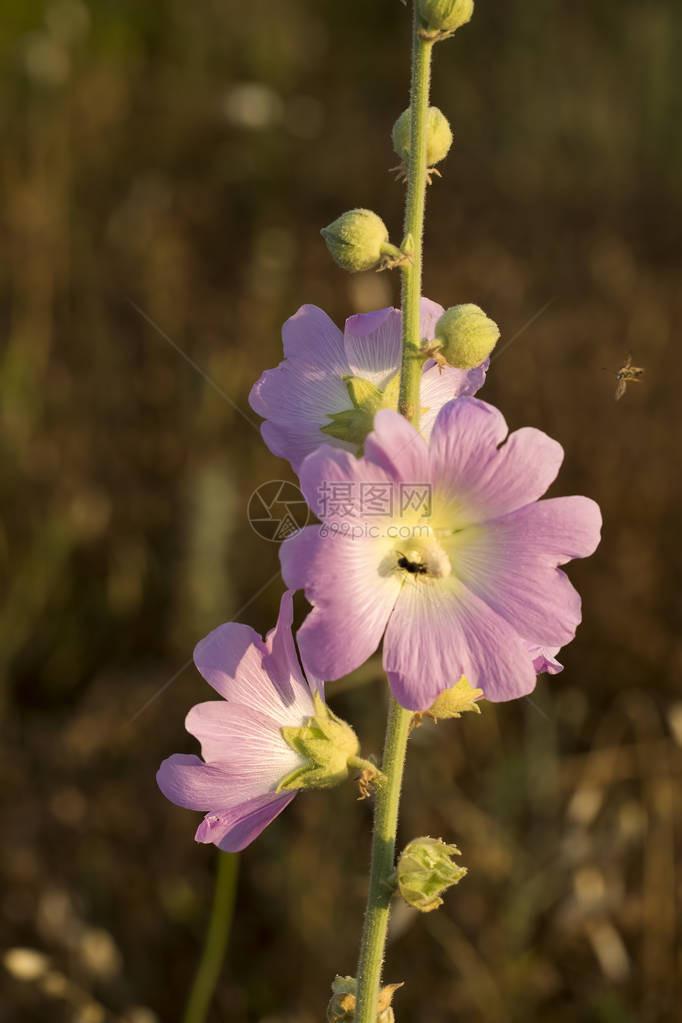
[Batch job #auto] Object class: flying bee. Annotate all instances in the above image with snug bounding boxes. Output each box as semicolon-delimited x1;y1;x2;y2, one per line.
396;552;428;576
615;353;644;401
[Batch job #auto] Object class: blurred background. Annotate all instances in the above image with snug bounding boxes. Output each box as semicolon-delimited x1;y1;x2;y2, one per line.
1;0;681;1020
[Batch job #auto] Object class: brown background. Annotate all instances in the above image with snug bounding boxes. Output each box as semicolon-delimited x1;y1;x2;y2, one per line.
1;0;681;1020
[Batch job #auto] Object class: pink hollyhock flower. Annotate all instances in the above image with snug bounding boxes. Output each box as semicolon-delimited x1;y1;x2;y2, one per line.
249;299;487;472
157;592;333;852
281;398;602;711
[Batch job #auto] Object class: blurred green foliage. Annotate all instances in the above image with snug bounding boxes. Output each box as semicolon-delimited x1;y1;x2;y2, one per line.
1;1;681;1021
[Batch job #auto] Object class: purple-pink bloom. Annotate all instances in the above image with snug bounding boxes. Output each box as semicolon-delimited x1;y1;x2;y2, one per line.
281;398;602;711
157;591;322;852
249;299;487;472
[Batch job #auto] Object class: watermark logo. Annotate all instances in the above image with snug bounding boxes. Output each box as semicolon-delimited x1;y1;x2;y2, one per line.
315;481;432;519
399;483;432;517
247;481;310;542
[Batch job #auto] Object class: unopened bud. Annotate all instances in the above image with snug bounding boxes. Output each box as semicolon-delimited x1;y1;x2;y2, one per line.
278;691;360;792
321;209;400;273
392;106;453;168
397;836;467;913
418;0;474;35
433;304;499;369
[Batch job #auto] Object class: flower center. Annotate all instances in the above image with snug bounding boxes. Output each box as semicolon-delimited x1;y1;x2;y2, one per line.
394;538;451;580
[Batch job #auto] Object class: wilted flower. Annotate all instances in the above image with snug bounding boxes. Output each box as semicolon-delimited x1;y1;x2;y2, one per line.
281;398;601;710
327;975;403;1023
157;591;359;851
249;299;487;473
396;836;467;912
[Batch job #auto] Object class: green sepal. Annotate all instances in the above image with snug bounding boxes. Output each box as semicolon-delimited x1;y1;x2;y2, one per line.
321;373;401;448
379;372;401;409
344;375;384;408
401;232;415;258
321;408;375;447
428;676;483;719
277;690;360;792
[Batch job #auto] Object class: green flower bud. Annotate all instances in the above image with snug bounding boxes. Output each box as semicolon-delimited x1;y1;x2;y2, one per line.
397;837;467;913
321;209;400;273
392;106;453;168
418;0;474;34
433;303;500;369
277;691;360;792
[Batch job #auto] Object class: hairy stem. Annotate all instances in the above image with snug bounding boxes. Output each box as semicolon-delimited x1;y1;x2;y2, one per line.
354;8;435;1022
398;18;434;426
353;699;413;1023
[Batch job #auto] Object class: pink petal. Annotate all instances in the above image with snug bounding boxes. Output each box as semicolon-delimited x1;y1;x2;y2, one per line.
529;645;564;675
383;576;537;709
281;304;347;374
156;754;251;811
430;398;564;523
248;306;352;471
260;419;354;472
491;496;603;562
343;307;402;389
193;623;266;700
184;702;303;783
419;297;446;339
280;526;401;682
249;362;350;429
195;792;296;852
363;409;431;485
297;443;398;525
449;519;585;647
194;621;311;723
250;364;351;471
263;590;320;712
418;361;488;441
341;298;445;389
430;396;507;477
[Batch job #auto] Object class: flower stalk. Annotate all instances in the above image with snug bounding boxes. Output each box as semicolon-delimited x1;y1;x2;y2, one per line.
398;20;434;426
353;699;413;1023
184;852;239;1023
354;7;435;1021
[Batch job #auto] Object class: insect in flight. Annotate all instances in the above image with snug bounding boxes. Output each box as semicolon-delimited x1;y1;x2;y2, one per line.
615;353;644;401
397;552;428;576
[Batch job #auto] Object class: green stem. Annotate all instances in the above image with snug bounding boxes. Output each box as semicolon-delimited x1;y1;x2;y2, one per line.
398;17;434;426
354;9;435;1021
354;698;413;1023
184;851;239;1023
